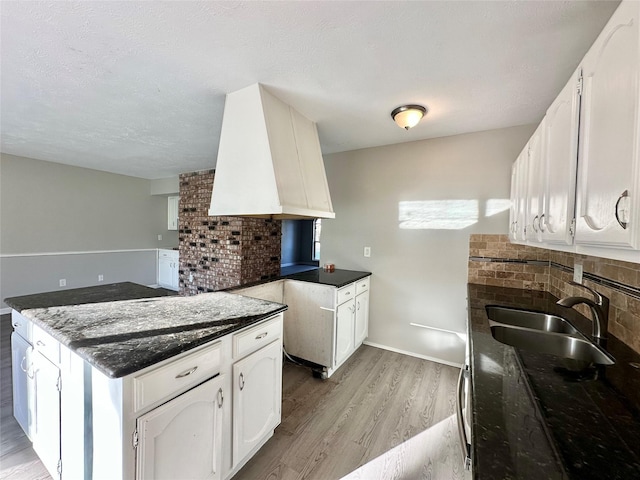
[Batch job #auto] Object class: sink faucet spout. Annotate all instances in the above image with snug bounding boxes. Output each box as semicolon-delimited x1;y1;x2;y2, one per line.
556;282;609;344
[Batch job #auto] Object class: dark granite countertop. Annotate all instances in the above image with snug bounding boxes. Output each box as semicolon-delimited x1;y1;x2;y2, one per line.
284;268;371;288
6;284;286;379
4;282;174;312
468;284;640;480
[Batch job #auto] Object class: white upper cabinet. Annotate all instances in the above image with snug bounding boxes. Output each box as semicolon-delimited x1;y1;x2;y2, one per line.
575;0;640;249
510;146;528;243
167;196;179;231
541;70;581;245
510;0;640;259
525;121;546;243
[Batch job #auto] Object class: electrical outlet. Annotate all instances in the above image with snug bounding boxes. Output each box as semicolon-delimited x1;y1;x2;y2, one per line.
573;262;583;284
364;246;371;257
98;274;104;282
158;234;163;241
59;279;66;287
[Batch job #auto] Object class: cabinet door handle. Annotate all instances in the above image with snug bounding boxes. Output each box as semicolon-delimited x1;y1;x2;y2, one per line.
12;322;20;329
239;373;245;391
615;190;629;229
20;356;28;373
532;215;539;233
539;214;546;232
175;366;198;379
255;332;268;340
217;388;224;408
357;301;361;311
36;340;45;347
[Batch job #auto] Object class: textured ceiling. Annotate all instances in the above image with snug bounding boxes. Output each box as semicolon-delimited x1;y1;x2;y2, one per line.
0;1;620;179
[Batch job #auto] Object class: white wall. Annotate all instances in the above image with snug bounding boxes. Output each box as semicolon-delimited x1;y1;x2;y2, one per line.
0;154;178;309
321;125;535;365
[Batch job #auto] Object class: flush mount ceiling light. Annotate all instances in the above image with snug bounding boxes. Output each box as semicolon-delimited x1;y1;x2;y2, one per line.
391;104;427;130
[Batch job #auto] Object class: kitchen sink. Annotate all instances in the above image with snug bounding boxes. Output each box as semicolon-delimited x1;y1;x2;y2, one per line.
486;305;579;334
490;325;615;365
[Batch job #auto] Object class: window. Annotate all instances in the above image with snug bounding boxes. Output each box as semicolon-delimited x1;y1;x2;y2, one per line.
313;219;321;261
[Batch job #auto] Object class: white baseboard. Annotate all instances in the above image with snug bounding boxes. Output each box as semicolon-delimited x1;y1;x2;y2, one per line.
363;341;463;369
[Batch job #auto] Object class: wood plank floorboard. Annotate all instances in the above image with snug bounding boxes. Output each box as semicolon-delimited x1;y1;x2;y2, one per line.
1;312;467;480
233;345;468;480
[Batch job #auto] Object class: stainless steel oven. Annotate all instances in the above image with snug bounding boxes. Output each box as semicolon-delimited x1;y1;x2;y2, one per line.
456;323;472;471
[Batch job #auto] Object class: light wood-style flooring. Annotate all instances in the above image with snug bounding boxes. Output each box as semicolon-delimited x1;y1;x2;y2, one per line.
1;312;467;480
233;345;468;480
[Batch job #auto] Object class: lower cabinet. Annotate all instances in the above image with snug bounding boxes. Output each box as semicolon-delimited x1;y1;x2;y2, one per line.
32;351;61;480
335;300;355;367
283;275;371;377
232;340;282;467
136;375;225;480
158;249;179;291
11;332;32;438
355;289;369;347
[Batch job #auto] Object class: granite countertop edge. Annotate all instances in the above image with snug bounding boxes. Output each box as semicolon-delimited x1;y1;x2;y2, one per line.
20;302;288;379
8;285;288;379
225;268;372;292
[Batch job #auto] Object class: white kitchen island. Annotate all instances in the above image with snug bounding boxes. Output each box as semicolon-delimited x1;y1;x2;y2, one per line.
6;284;286;480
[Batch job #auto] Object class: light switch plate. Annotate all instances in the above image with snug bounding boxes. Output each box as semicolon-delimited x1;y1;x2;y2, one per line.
364;246;371;257
573;262;583;283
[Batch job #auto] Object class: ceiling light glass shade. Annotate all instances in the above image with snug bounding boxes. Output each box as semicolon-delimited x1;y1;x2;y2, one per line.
391;105;427;130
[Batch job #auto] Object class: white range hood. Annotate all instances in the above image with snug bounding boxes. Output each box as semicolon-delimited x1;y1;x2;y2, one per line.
208;83;335;219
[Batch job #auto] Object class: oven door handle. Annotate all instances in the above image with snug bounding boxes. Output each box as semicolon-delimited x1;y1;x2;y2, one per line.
456;365;472;471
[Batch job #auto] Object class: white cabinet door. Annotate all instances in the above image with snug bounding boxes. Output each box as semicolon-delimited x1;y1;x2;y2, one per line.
542;69;580;244
335;299;355;367
11;332;32;438
167;196;179;231
511;147;528;243
32;352;61;480
136;375;225;480
525;121;546;243
158;256;173;289
158;250;179;290
232;340;282;467
576;0;640;248
509;161;519;242
354;290;369;347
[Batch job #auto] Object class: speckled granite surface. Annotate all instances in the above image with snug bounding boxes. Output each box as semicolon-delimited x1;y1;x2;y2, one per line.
8;287;286;378
4;282;174;312
468;284;640;479
284;268;370;287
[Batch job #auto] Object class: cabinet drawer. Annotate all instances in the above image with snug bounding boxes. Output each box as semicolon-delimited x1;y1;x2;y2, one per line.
32;325;60;365
337;284;356;306
355;277;370;295
233;315;282;359
133;341;222;412
158;249;178;260
11;311;32;342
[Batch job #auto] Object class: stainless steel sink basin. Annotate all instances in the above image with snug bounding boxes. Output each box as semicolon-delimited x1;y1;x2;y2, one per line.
486;306;578;335
490;325;615;365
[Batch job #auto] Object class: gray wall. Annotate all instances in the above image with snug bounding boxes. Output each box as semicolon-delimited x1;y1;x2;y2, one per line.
321;125;535;364
0;153;178;308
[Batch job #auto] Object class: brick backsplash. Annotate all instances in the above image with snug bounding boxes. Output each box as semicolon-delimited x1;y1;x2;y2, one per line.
468;234;640;353
468;234;550;291
178;170;281;296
